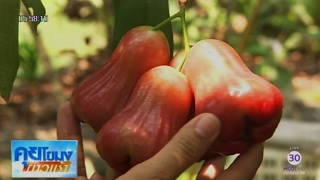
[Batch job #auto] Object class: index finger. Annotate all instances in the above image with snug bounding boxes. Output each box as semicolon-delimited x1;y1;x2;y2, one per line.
215;143;264;180
57;101;87;179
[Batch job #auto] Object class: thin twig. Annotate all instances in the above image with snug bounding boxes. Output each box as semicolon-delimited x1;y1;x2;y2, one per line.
238;0;264;54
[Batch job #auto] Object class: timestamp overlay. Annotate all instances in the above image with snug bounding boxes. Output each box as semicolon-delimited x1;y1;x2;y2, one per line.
19;15;48;22
283;146;306;176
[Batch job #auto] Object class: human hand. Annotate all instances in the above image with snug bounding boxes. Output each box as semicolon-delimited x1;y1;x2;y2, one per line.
57;101;264;180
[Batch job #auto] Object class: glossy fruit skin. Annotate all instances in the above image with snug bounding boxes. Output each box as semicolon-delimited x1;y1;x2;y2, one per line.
184;39;283;156
71;26;170;132
96;66;192;174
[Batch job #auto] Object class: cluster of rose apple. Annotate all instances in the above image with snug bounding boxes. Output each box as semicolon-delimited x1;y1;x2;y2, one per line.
70;24;283;174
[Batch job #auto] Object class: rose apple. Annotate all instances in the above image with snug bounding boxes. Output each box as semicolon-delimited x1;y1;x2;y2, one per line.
71;26;170;132
183;39;283;155
96;66;192;174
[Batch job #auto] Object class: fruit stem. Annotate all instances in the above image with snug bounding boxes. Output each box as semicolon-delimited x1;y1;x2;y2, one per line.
153;11;181;31
178;6;190;72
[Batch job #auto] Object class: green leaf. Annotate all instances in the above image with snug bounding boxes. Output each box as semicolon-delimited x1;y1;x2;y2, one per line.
112;0;174;57
0;0;20;102
22;0;46;33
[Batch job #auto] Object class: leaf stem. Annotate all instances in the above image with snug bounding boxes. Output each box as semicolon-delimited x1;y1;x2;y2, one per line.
153;11;181;31
178;6;190;72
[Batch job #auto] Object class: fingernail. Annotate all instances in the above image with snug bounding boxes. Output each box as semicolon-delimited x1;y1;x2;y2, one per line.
194;113;220;139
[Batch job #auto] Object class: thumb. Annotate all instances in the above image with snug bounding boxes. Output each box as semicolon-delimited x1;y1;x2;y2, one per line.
118;113;221;180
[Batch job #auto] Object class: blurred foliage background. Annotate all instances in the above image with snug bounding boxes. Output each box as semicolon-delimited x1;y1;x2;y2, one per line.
0;0;320;179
